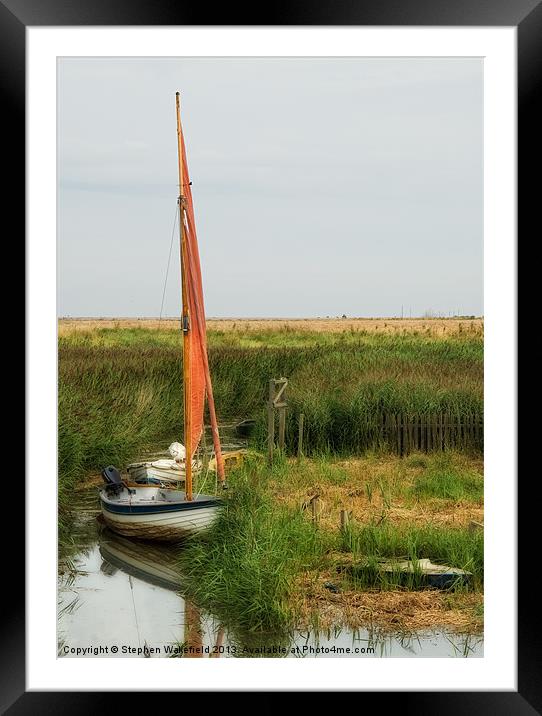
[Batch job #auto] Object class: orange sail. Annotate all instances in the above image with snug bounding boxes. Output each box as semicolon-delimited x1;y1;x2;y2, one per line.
176;95;225;488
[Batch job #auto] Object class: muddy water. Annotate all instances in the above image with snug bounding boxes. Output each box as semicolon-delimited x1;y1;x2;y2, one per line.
59;444;483;659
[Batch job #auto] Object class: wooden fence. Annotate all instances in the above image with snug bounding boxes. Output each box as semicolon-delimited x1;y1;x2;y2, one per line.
275;410;484;456
379;413;483;455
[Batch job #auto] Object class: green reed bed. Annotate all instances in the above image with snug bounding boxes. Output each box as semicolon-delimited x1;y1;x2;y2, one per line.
58;327;482;499
58;343;311;493
252;383;482;456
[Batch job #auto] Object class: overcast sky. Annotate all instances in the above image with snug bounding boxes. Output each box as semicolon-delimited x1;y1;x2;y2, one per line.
58;57;483;318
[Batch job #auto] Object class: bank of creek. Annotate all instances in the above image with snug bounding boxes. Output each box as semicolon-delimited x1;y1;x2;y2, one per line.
59;481;483;659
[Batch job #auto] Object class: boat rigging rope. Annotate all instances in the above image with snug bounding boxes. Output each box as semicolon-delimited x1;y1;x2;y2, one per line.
158;204;180;328
129;575;142;649
194;448;213;500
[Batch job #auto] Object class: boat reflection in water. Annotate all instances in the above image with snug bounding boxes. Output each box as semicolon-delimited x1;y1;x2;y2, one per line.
99;530;183;591
98;526;224;658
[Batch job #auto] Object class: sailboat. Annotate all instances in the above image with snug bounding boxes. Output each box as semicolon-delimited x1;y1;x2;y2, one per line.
99;93;226;541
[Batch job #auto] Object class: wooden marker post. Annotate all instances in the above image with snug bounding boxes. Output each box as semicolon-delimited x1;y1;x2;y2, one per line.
268;380;275;464
267;377;288;463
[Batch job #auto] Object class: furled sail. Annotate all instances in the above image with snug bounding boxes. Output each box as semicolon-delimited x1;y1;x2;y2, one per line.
178;109;225;484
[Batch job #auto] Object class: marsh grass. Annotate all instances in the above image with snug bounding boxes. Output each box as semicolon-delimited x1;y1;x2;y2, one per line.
177;459;331;633
58;327;483;503
410;454;483;502
57;325;484;633
175;456;483;633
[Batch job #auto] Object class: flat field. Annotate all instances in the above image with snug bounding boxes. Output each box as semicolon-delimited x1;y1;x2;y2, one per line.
60;316;483;337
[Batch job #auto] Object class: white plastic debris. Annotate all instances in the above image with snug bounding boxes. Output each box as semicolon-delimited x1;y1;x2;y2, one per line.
168;442;186;462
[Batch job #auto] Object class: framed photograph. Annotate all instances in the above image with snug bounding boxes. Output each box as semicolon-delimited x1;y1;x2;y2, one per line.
12;0;535;708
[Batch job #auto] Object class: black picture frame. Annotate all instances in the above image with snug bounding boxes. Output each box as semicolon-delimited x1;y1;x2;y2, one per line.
10;0;535;709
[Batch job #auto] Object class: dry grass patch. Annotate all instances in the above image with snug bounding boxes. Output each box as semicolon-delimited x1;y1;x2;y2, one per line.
296;570;483;633
268;453;483;531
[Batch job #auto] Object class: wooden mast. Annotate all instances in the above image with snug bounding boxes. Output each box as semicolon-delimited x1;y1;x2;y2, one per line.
176;92;193;502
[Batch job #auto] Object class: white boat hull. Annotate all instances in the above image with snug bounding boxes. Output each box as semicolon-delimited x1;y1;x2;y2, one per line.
99;486;222;542
127;458;202;486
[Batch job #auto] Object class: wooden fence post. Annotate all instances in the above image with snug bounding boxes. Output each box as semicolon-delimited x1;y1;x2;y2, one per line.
311;496;320;525
297;413;305;459
385;413;390;450
421;413;425;452
278;406;286;453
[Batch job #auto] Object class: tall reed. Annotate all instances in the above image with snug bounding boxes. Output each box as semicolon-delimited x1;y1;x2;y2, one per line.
58;328;483;495
177;461;328;632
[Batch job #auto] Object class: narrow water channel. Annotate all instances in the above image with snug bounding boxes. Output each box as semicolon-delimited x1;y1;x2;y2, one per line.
58;486;483;659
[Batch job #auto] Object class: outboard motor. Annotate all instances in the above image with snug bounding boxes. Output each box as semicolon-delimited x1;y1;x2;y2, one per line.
101;465;123;495
102;465;122;485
